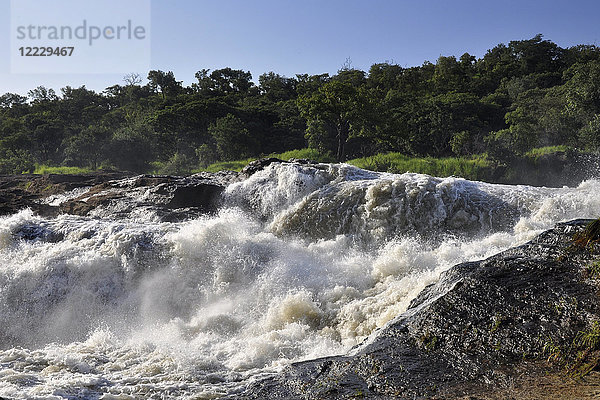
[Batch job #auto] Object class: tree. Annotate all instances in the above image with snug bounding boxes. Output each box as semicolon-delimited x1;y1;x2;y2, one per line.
563;60;600;117
63;125;110;169
579;114;600;151
208;114;256;160
487;87;575;155
193;68;254;96
258;72;297;101
367;63;403;93
147;70;182;99
0;149;34;174
27;86;58;104
210;68;254;94
561;60;600;150
0;93;27;109
123;73;142;86
297;70;372;161
196;143;218;167
107;116;158;172
295;73;330;96
59;86;108;129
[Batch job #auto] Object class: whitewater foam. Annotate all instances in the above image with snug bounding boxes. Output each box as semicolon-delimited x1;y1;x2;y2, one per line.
0;165;598;398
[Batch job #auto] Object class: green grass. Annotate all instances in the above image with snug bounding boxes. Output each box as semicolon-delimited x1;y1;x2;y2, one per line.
525;145;572;158
194;149;494;179
587;261;600;279
347;152;493;180
275;148;336;162
27;148;496;180
543;319;600;378
197;159;255;173
575;322;600;351
27;149;495;178
32;164;93;175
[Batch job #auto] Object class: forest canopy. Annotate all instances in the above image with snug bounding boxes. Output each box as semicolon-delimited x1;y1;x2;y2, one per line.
1;34;599;174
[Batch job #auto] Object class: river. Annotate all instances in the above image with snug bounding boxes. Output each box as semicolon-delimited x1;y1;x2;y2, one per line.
0;162;598;399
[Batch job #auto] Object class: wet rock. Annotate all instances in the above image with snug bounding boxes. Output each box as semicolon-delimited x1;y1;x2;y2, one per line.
13;223;64;243
235;220;600;399
57;171;241;221
0;171;241;221
241;158;286;176
240;157;321;177
0;173;129;217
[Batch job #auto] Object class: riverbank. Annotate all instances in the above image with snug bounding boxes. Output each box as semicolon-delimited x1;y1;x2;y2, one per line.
194;147;598;187
28;147;598;188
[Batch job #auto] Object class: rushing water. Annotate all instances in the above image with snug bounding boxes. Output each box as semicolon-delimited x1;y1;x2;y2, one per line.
0;163;598;399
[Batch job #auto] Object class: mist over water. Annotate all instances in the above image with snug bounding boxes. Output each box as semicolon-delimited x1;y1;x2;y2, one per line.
0;163;599;399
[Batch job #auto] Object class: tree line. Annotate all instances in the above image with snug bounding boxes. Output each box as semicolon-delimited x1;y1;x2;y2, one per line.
1;34;599;174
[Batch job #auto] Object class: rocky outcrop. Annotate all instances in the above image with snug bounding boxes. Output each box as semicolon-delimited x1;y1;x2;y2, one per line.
0;159;315;219
241;157;319;177
0;173;129;217
0;171;240;221
242;158;286;176
56;172;240;221
235;220;600;399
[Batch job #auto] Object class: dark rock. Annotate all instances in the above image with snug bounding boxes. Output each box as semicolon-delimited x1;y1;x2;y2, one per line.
287;158;319;165
0;170;241;221
0;173;130;217
235;220;600;399
56;171;241;221
241;158;285;176
241;158;323;177
166;183;223;209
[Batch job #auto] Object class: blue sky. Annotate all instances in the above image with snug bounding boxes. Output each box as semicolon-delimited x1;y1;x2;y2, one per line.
1;0;599;95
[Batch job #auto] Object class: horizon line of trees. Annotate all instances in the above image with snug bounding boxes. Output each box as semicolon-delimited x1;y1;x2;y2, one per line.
1;34;600;174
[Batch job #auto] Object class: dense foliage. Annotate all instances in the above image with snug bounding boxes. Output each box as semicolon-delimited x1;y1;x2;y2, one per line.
1;35;599;174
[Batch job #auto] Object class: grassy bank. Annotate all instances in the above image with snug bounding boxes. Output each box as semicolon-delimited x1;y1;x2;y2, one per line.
197;146;595;186
32;151;495;181
346;153;494;180
196;149;495;181
31;146;595;187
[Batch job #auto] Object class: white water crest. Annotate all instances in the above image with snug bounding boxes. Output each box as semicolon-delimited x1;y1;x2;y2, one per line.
0;163;599;399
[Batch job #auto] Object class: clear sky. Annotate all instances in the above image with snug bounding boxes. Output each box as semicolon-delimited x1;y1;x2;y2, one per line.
1;0;599;96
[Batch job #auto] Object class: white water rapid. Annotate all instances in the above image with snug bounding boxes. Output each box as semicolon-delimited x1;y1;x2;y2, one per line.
0;163;598;399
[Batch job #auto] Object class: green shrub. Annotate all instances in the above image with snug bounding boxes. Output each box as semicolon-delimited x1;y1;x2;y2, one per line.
156;153;196;175
0;150;35;174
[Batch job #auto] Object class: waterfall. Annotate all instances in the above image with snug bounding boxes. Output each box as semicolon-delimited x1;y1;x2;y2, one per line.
0;163;598;399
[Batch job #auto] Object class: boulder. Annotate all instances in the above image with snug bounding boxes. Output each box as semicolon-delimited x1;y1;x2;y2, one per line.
241;158;286;176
